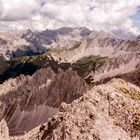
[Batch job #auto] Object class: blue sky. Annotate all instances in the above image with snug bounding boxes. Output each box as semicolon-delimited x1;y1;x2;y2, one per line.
40;0;46;6
132;6;140;29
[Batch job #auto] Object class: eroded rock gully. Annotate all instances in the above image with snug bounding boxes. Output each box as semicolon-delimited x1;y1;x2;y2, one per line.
0;78;139;140
26;79;140;140
0;67;87;136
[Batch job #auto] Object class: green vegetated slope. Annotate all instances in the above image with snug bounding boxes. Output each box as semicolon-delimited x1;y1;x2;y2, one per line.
0;52;108;84
69;42;81;51
72;55;107;77
0;53;56;83
47;42;81;54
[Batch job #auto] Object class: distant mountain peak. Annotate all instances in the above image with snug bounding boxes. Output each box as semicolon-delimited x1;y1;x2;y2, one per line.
109;29;136;40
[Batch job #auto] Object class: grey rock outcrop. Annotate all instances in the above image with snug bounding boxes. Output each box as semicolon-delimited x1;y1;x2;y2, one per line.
25;79;140;140
0;78;140;140
0;67;87;135
0;119;10;140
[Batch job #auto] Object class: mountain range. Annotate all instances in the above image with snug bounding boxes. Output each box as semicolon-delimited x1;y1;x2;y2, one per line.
0;27;139;140
0;27;137;59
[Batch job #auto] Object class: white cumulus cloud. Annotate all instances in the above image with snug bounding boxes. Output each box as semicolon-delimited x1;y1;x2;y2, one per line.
0;0;140;34
41;0;140;33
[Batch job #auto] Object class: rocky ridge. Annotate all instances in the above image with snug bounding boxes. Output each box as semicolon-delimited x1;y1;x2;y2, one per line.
0;27;139;140
0;78;139;140
21;79;140;140
0;67;87;135
0;28;138;59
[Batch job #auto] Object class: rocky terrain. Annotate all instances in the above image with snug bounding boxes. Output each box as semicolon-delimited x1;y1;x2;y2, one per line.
0;119;10;140
0;78;139;140
0;27;137;59
25;79;140;140
120;63;140;87
0;27;92;59
0;29;139;84
0;27;139;140
0;67;87;135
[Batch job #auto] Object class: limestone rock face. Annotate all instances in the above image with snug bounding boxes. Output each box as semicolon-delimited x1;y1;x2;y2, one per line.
91;54;140;84
0;28;138;60
0;28;139;140
120;63;140;87
0;27;92;59
25;79;140;140
0;119;10;140
0;67;87;135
